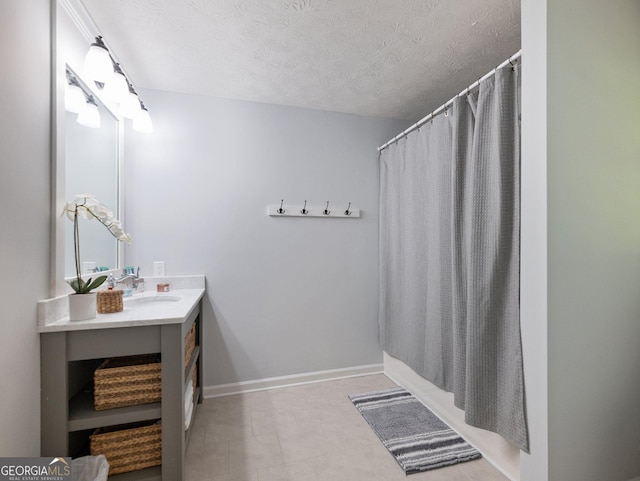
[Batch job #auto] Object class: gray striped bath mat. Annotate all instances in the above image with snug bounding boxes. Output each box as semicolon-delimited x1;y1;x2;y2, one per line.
349;386;481;474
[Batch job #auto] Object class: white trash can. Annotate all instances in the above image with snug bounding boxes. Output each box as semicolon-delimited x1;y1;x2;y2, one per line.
71;455;109;481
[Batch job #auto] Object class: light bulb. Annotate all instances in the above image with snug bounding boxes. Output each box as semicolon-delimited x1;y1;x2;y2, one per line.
65;83;86;113
132;103;153;133
120;87;141;119
83;36;113;84
103;65;129;104
77;99;101;128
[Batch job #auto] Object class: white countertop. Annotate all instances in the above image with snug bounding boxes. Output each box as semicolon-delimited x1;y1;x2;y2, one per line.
37;275;205;333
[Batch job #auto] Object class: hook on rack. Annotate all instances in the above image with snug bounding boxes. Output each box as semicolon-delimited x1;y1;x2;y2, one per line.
268;200;358;218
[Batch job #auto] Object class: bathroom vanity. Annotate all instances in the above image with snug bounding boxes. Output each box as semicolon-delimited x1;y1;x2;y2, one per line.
38;276;205;481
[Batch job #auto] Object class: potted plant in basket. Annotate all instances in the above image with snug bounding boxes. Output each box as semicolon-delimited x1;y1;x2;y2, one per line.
64;194;131;320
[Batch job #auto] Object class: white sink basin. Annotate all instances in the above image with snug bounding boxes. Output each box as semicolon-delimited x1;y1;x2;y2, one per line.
125;295;181;306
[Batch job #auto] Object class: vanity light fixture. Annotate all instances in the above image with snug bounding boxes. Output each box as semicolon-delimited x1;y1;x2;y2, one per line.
76;95;101;129
132;102;153;133
83;36;113;84
119;83;142;119
78;34;153;132
65;68;100;128
102;63;129;104
64;73;85;114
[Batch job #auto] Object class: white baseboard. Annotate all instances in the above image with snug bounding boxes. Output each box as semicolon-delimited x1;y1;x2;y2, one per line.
383;352;521;481
203;363;384;398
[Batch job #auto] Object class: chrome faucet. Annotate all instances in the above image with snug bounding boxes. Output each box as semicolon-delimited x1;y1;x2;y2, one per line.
110;268;145;292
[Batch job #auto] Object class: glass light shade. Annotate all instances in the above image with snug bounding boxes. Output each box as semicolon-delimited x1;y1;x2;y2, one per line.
132;106;153;133
83;43;113;83
64;83;86;113
102;70;129;104
76;101;101;128
120;90;141;119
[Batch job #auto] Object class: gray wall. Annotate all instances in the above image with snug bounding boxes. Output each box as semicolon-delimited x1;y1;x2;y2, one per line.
521;0;640;480
124;90;409;385
0;0;51;455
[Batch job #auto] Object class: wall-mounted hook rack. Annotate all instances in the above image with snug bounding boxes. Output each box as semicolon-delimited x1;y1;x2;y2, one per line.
268;201;360;218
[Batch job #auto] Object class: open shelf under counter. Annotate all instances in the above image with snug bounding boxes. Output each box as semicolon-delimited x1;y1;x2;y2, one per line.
184;386;201;447
108;466;161;481
68;390;162;432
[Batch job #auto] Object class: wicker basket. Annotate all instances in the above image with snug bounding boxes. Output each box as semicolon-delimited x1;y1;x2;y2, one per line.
184;323;196;368
97;289;124;314
90;420;161;475
94;354;161;411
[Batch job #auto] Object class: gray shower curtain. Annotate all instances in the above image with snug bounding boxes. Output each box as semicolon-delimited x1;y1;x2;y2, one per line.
379;65;528;452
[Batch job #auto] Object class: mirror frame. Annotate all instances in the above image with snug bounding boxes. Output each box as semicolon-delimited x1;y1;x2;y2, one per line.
51;0;125;297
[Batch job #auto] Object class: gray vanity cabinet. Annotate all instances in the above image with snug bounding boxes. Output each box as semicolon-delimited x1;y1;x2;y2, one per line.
40;302;203;481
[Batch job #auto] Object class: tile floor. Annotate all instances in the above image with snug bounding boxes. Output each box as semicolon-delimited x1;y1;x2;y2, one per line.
186;374;511;481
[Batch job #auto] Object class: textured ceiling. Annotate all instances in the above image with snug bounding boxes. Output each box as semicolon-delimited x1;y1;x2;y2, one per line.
81;0;520;122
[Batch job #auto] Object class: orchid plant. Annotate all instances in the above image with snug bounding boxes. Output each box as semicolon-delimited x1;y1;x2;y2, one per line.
64;194;132;294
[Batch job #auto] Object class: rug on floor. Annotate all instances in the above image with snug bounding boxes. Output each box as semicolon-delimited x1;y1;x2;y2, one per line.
349;386;481;474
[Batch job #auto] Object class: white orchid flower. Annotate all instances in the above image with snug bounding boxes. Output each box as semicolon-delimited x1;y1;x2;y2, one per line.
90;203;112;220
63;202;77;221
72;194;95;205
65;193;132;293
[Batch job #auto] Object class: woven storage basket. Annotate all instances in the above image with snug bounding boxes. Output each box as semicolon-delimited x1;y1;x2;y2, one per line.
97;289;124;314
184;323;196;368
94;354;161;411
90;420;161;475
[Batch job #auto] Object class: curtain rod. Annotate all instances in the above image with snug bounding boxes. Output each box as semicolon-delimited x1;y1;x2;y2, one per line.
377;49;522;152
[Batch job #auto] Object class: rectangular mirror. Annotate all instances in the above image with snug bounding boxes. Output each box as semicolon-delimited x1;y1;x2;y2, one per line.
52;0;124;296
63;67;119;278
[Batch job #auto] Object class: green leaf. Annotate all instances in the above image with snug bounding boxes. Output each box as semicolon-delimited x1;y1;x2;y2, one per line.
67;276;107;294
85;275;108;292
67;278;81;293
68;277;88;293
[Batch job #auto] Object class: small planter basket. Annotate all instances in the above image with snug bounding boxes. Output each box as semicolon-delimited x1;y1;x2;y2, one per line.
90;420;161;475
96;289;124;314
94;354;162;411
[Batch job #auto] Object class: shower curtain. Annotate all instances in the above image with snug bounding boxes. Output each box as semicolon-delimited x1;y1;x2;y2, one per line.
379;65;528;452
